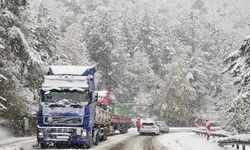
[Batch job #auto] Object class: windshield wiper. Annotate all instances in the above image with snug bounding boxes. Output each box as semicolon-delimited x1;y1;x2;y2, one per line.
70;102;83;108
48;103;65;108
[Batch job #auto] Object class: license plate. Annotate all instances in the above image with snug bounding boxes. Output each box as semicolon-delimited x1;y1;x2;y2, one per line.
57;136;68;139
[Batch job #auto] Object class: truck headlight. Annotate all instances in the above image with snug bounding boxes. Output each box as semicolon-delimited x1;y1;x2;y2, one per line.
37;131;44;138
81;129;87;137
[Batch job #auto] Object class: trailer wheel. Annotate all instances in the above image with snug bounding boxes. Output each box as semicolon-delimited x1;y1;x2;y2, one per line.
94;135;99;145
124;126;128;133
94;132;99;145
103;128;107;141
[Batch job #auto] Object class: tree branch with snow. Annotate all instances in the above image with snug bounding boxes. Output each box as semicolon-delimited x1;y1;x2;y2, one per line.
0;74;7;110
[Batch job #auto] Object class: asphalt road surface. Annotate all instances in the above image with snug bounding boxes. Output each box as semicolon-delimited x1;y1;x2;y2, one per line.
110;135;161;150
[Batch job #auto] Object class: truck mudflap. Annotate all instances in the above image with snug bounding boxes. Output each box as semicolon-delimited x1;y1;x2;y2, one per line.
37;126;92;147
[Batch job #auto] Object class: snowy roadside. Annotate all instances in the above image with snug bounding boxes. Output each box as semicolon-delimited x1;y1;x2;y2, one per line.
0;136;35;150
0;127;12;141
155;132;245;150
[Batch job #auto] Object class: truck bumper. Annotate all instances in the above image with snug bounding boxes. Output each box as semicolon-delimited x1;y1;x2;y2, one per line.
37;137;91;146
37;126;91;147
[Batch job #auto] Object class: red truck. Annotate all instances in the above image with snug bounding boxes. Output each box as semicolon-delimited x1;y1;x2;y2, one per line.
97;91;132;135
110;114;131;134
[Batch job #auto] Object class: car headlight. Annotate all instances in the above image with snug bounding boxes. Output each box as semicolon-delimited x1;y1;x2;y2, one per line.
81;129;87;137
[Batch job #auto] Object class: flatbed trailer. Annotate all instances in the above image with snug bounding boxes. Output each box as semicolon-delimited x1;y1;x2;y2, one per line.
97;91;132;135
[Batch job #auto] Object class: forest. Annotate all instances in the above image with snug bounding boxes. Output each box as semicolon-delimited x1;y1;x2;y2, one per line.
0;0;249;134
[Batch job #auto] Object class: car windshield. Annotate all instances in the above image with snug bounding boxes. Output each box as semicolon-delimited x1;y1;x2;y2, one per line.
42;90;89;104
156;121;165;126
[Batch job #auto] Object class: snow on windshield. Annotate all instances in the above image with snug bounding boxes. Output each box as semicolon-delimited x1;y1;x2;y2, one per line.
42;90;89;104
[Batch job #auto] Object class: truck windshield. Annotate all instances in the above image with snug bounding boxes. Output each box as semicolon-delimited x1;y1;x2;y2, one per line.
42;90;89;104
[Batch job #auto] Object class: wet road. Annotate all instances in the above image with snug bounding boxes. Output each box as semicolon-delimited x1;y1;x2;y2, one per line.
110;135;162;150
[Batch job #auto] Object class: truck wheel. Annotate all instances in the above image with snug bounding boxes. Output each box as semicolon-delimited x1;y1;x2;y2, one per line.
40;143;47;149
86;139;93;149
124;126;128;133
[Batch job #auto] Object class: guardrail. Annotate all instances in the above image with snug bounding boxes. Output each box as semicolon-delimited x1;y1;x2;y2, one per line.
193;129;250;150
218;135;250;150
193;129;228;138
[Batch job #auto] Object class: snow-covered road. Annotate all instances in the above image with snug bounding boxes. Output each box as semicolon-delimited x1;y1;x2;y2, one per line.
0;129;138;150
0;128;248;150
110;135;159;150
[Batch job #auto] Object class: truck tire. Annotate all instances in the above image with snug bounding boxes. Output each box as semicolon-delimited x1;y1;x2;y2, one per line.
40;143;47;149
124;125;128;134
125;129;128;133
86;139;93;149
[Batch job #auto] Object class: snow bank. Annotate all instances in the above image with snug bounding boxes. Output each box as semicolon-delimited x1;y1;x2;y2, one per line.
220;134;250;142
156;132;226;150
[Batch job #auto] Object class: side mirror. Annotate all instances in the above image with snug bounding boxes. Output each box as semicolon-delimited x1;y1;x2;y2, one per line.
93;91;98;102
34;89;41;102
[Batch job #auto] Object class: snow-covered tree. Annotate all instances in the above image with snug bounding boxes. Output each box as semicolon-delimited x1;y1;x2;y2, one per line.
224;37;250;133
33;3;60;57
82;7;117;91
172;10;236;120
0;74;7;110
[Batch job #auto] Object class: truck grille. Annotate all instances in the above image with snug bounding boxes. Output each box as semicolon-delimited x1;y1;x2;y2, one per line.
44;116;82;125
44;127;75;133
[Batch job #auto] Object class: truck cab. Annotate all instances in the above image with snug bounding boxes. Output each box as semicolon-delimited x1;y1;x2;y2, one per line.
37;66;98;148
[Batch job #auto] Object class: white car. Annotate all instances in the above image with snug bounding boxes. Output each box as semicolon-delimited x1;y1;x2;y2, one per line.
155;121;169;133
139;121;160;135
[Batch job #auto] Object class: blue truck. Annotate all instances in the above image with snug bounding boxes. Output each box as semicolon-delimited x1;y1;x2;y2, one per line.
36;66;111;148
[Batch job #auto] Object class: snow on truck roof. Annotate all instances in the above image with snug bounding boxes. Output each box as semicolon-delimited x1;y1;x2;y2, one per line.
42;75;89;91
48;66;96;76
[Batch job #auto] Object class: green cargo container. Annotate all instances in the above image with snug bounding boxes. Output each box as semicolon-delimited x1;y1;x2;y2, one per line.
111;102;138;117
